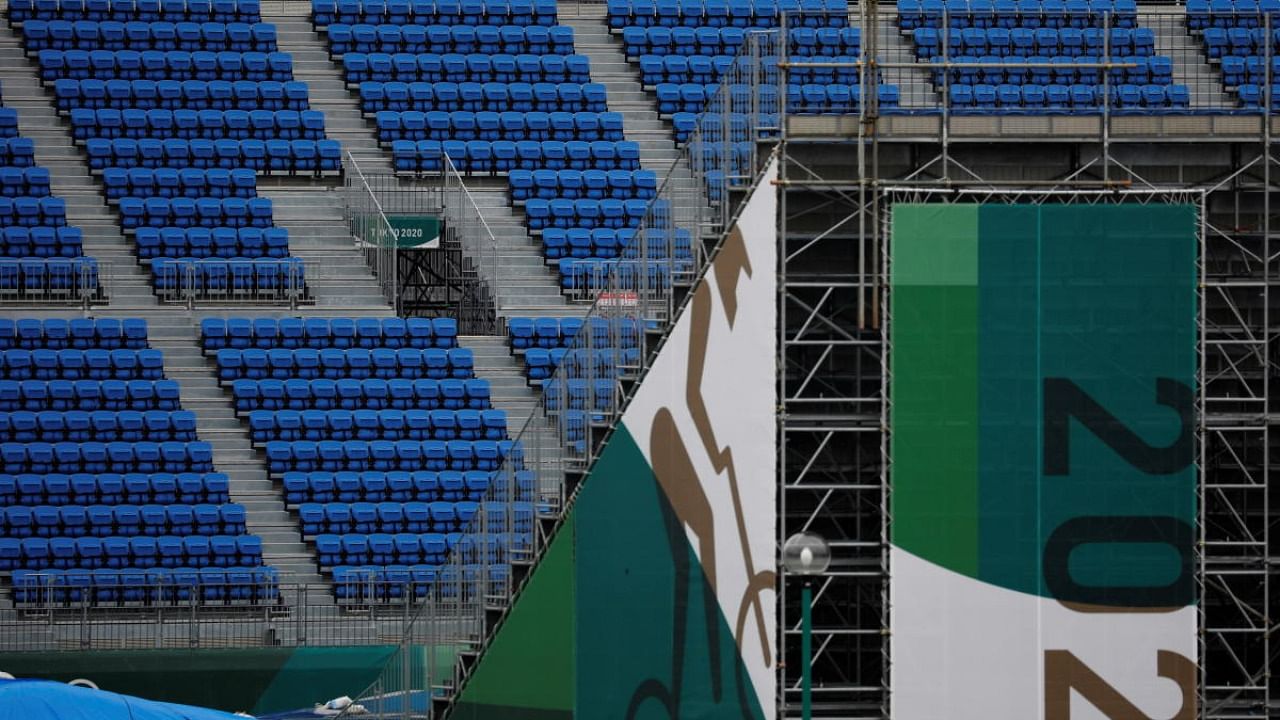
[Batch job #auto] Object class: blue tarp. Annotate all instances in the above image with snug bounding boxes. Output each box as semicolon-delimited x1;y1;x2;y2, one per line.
0;678;251;720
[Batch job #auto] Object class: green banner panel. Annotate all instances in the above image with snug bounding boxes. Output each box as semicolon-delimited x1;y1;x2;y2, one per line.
384;215;440;249
354;214;440;249
452;512;576;720
891;203;1197;601
574;426;766;720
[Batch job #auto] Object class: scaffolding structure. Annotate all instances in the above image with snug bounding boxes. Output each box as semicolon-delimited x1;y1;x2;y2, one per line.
775;8;1277;720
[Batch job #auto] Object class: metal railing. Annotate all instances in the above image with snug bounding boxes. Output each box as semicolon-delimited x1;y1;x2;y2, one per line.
152;257;307;307
437;153;501;326
344;152;408;311
0;582;440;651
343;153;502;324
0;258;108;307
688;26;784;228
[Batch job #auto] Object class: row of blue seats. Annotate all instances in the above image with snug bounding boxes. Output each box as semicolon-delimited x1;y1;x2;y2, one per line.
215;347;477;381
0;348;163;379
0;472;231;506
641;53;868;86
102;166;257;200
11;566;280;606
0;410;198;442
521;348;622;381
312;0;558;27
671;110;760;142
0;197;68;227
374;109;623;144
947;82;1191;111
21;20;277;52
71;109;326;141
135;226;288;260
525;198;666;231
606;0;850;29
928;55;1173;85
247;408;508;443
117;196;273;229
282;469;532;505
1220;56;1280;86
539;383;618;418
557;257;688;291
150;258;306;292
911;26;1157;57
653;82;899;115
1199;27;1280;58
0;318;146;348
788;25;861;54
0;262;94;290
510;168;658;202
38;49;294;82
541;227;691;262
324;23;573;56
1186;0;1280;30
522;348;639;383
358;80;607;113
508;316;585;349
786;82;900;112
637;54;739;85
202;316;459;350
0;380;182;410
9;0;263;24
87;138;342;172
621;26;774;56
0;167;52;196
331;564;514;602
301;502;491;535
1;503;246;537
318;532;525;567
1235;83;1280;109
0;441;215;473
390;139;642;174
533;347;638;377
342;52;588;84
231;377;493;413
0;259;100;293
1;534;263;570
0;138;37;166
53;78;311;111
897;0;1139;30
263;438;516;473
1;227;85;258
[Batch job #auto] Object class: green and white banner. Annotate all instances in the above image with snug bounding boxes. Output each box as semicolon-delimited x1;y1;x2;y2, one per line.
889;204;1198;719
354;214;441;249
453;158;780;720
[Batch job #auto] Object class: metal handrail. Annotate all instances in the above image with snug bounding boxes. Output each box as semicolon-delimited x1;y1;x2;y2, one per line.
0;581;437;652
344;152;401;310
437;153;501;323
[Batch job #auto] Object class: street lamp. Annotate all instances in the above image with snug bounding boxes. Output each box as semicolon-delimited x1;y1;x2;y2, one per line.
782;532;830;720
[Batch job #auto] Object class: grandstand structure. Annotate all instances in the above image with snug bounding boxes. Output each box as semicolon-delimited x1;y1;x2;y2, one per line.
0;0;1274;719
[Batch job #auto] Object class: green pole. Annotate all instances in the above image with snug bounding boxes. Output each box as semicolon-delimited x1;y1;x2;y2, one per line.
801;582;812;720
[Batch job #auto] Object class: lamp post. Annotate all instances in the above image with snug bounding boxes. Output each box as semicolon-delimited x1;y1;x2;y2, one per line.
782;532;830;720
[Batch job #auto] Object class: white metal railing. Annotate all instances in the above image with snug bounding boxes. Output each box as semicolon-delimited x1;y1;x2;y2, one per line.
438;153;501;323
343;152;402;310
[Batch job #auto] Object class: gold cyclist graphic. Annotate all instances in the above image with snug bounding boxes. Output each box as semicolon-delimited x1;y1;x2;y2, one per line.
625;224;776;720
